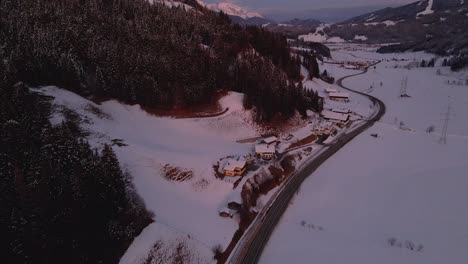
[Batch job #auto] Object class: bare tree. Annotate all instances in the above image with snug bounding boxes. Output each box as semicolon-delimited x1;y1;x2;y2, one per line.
388;237;397;247
405;240;415;250
416;244;424;252
426;125;435;133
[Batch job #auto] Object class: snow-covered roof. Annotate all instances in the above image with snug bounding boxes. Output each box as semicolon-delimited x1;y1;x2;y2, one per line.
321;110;350;122
262;136;278;144
255;144;275;154
224;159;247;171
325;88;338;93
329;92;349;98
332;108;350;114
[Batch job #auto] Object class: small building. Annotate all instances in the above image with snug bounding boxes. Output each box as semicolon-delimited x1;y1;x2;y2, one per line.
325;88;338;93
223;159;247;177
329;92;350;102
332;108;350;114
228;202;241;211
255;144;275;160
321;110;350;122
313;123;337;136
219;208;233;218
261;136;278;145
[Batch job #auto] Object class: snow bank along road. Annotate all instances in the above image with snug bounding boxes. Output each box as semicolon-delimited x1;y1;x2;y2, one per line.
228;62;386;264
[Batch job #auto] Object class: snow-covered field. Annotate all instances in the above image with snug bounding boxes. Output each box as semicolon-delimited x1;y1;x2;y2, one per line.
39;88;261;263
261;45;468;264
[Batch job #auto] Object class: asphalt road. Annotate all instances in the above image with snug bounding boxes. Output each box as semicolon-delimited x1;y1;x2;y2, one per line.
228;62;386;264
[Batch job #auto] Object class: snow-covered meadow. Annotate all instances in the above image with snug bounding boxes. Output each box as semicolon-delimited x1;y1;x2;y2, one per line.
261;45;468;264
39;88;261;263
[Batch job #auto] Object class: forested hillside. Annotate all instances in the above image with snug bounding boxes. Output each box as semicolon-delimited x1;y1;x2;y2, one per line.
322;0;468;70
0;0;321;121
0;77;152;263
0;0;322;263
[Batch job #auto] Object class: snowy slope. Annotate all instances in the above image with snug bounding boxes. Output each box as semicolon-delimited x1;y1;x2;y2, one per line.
298;25;345;43
38;88;260;263
261;45;468;264
417;0;434;16
197;0;262;19
150;0;193;10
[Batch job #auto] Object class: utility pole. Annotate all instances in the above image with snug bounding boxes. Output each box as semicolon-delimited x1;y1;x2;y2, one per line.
439;104;451;145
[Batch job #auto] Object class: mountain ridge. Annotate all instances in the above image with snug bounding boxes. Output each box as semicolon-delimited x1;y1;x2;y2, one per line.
196;0;263;19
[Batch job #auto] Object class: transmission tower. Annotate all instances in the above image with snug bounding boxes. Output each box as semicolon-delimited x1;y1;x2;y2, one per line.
439;104;451;145
400;76;409;98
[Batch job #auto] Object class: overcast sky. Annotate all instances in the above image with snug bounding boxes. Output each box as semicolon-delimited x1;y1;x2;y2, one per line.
204;0;417;21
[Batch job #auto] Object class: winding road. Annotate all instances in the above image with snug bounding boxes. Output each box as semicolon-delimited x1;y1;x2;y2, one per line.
228;61;386;264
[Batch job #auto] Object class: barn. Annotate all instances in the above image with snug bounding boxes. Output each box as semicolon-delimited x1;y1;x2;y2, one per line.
321;110;350;122
329;92;350;102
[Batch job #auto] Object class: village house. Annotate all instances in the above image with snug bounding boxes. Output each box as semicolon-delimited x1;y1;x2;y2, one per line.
255;143;275;160
321;109;350;122
329;92;350;102
343;61;369;70
223;158;247;177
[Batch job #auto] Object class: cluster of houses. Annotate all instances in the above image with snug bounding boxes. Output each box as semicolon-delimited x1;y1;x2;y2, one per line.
222;88;353;177
312;120;337;136
341;61;369;70
223;136;278;177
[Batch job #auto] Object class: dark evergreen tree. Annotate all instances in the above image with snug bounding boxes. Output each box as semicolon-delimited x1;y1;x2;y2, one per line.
442;58;448;67
0;82;152;264
420;60;427;67
427;58;435;67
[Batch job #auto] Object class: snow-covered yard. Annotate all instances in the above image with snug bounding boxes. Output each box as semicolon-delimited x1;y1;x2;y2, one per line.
261;45;468;264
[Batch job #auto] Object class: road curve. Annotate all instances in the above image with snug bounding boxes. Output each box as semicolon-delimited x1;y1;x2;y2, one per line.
228;62;386;264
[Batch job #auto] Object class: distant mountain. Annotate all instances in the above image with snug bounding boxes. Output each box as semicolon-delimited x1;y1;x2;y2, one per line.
263;18;322;38
314;0;468;69
287;18;322;27
229;15;273;26
328;0;468;46
194;0;273;25
342;0;467;24
197;1;262;19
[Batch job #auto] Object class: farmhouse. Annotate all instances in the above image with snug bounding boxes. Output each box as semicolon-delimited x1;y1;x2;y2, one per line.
255;144;275;160
223;158;247;177
321;110;350;122
329;92;350;102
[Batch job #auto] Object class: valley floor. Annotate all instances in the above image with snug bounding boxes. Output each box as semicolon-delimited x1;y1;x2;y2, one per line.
260;44;468;264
